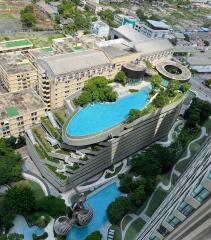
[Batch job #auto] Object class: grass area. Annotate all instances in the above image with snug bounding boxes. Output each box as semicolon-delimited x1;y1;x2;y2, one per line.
0;13;16;20
33;127;52;152
122;215;133;230
47;33;64;43
171;174;179;185
46;164;67;181
66;163;80;171
109;225;121;240
54;110;67;126
41;116;60;140
124;218;146;240
12;180;45;200
105;164;123;178
145;187;168;217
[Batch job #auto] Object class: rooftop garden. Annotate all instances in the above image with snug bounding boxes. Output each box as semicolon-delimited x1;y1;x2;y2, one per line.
106;97;211;226
73;76;117;106
127;75;191;123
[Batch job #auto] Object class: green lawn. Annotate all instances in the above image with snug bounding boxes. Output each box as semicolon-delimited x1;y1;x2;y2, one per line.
12;180;45;200
0;13;16;20
122;215;133;230
124;218;146;240
145;187;168;217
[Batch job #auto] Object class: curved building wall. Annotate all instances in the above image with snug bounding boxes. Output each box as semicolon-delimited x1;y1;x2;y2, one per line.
26;99;183;192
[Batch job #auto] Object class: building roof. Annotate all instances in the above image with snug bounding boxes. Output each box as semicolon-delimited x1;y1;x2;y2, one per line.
0;39;33;52
38;49;111;77
134;38;173;55
0;89;46;120
113;25;148;43
29;47;56;60
147;20;170;30
0;52;36;74
188;50;211;66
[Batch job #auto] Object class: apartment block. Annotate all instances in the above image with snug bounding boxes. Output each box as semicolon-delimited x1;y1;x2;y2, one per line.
0;89;46;138
136;135;211;240
0;52;38;92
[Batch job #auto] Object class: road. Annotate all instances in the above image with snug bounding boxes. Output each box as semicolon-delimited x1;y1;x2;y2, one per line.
190;74;211;103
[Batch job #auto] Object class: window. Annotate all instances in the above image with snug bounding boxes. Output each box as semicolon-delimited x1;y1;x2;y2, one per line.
177;201;193;216
208;171;211;180
157;225;169;237
166;215;181;227
191;184;210;203
149;235;160;240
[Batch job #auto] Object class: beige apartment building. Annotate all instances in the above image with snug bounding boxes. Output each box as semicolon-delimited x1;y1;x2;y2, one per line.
0;52;38;92
0;89;46;138
37;38;173;110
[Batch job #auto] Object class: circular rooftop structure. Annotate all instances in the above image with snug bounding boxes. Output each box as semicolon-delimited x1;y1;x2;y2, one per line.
156;61;191;82
53;216;73;236
122;62;146;81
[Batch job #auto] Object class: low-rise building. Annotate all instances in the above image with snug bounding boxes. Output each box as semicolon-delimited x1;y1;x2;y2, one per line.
90;21;110;38
0;52;38;92
0;89;46;138
0;39;33;54
187;50;211;73
135;20;172;39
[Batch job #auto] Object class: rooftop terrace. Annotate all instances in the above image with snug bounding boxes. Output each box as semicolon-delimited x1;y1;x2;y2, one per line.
29;47;56;60
0;89;46;121
0;52;35;74
0;39;33;52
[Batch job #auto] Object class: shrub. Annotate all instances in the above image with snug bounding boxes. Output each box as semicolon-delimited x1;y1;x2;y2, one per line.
85;231;102;240
114;71;127;86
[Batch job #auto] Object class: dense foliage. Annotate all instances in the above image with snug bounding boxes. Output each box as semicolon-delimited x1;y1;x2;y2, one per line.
127;79;191;123
114;71;127;86
74;77;117;106
106;197;129;225
0;234;24;240
0;139;22;185
57;0;95;34
98;10;117;27
0;185;69;230
20;5;36;27
85;231;102;240
107;98;211;225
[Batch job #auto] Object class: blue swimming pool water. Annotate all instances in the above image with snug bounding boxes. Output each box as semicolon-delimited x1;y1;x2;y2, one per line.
67;182;123;240
66;86;151;137
9;215;44;240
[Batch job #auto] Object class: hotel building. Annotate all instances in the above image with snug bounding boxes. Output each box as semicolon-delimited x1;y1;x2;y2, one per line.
0;52;38;92
0;89;46;138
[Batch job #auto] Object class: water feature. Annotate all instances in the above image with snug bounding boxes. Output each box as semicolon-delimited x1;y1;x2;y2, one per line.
66;86;151;137
67;181;123;240
9;215;44;240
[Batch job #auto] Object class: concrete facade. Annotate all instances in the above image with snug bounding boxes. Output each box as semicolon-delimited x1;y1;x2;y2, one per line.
26;98;182;191
136;135;211;240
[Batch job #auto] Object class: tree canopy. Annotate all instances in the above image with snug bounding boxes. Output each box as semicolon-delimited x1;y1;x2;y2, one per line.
0;234;24;240
114;71;127;86
0;139;22;185
74;77;117;106
20;5;36;27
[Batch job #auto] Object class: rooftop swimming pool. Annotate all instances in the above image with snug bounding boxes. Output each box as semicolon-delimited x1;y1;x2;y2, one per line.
67;181;123;240
66;86;151;137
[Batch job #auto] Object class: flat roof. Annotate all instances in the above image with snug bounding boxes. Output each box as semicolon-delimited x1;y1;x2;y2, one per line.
0;52;36;74
113;25;148;43
147;20;170;30
188;50;211;66
29;47;56;59
134;38;173;55
38;49;111;77
0;39;33;51
0;89;46;121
